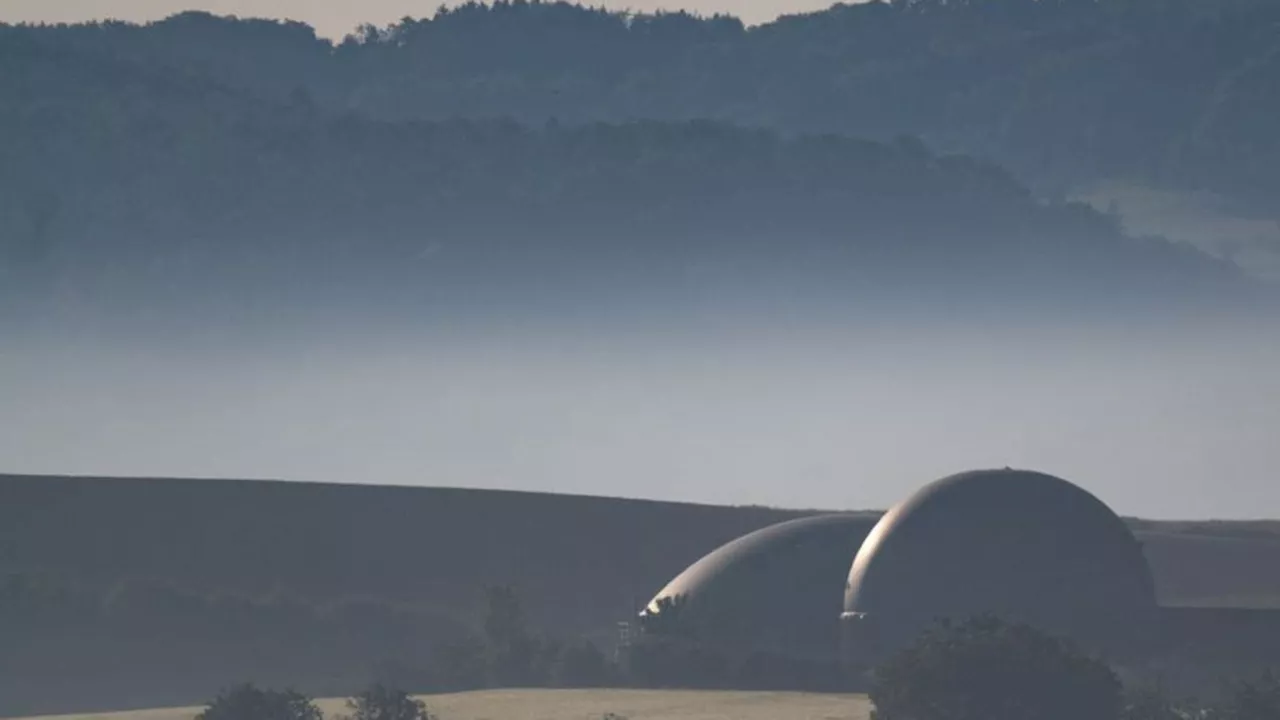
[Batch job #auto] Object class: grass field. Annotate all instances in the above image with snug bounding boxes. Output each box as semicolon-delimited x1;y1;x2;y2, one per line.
9;689;872;720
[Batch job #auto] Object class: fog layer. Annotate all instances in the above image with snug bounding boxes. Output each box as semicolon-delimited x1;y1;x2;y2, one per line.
4;318;1277;520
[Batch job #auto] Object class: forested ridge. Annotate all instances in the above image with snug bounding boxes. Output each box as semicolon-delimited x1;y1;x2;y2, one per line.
5;0;1279;205
2;1;1274;326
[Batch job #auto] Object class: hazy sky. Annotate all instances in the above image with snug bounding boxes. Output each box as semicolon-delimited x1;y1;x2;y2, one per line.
4;320;1278;520
0;0;825;36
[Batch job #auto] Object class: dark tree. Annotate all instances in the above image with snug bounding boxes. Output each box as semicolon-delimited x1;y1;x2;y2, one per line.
482;585;543;686
1122;685;1204;720
1219;671;1280;720
432;634;488;691
483;585;528;650
196;684;322;720
553;640;613;687
624;636;729;689
870;615;1124;720
339;684;434;720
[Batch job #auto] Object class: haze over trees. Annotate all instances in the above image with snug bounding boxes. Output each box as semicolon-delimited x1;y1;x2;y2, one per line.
870;616;1280;720
2;0;1274;332
5;0;1279;208
198;685;324;720
870;616;1124;720
338;684;436;720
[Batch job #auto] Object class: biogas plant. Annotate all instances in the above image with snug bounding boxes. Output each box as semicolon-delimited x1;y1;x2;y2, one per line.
638;468;1280;681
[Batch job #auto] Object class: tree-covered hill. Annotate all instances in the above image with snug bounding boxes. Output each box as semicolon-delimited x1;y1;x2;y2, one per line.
5;0;1278;211
0;26;1262;330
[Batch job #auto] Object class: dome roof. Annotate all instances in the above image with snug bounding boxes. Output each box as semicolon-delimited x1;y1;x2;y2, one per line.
645;513;876;660
842;469;1157;661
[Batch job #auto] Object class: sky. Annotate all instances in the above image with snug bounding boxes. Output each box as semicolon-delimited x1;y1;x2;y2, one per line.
4;319;1278;521
0;0;826;36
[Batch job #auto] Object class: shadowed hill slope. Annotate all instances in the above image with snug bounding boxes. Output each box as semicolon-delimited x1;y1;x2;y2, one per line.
0;474;821;634
4;474;1280;624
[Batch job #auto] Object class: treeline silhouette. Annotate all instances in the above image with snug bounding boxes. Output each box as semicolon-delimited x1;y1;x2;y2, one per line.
0;574;623;716
198;684;434;720
4;0;1278;211
867;615;1280;720
0;572;472;716
3;570;826;716
0;9;1263;326
0;476;812;622
146;620;1280;720
0;568;841;716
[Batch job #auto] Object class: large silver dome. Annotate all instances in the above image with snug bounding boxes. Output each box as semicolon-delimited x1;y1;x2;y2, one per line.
842;469;1158;667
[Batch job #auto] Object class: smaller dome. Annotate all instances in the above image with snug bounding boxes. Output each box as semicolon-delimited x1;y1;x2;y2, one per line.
644;513;876;661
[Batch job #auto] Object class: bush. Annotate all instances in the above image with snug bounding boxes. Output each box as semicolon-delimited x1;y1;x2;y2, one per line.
625;636;729;689
431;634;489;691
1219;671;1280;720
339;684;434;720
1122;685;1204;720
196;684;322;720
483;585;548;686
734;651;845;692
870;615;1123;720
554;640;614;687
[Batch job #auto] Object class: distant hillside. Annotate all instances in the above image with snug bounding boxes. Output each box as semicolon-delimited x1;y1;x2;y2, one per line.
5;474;1280;621
0;23;1265;332
4;0;1279;213
0;475;817;634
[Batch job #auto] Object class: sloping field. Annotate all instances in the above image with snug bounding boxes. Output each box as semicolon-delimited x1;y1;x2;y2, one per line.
1138;530;1280;608
8;689;872;720
0;474;820;640
7;474;1280;624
